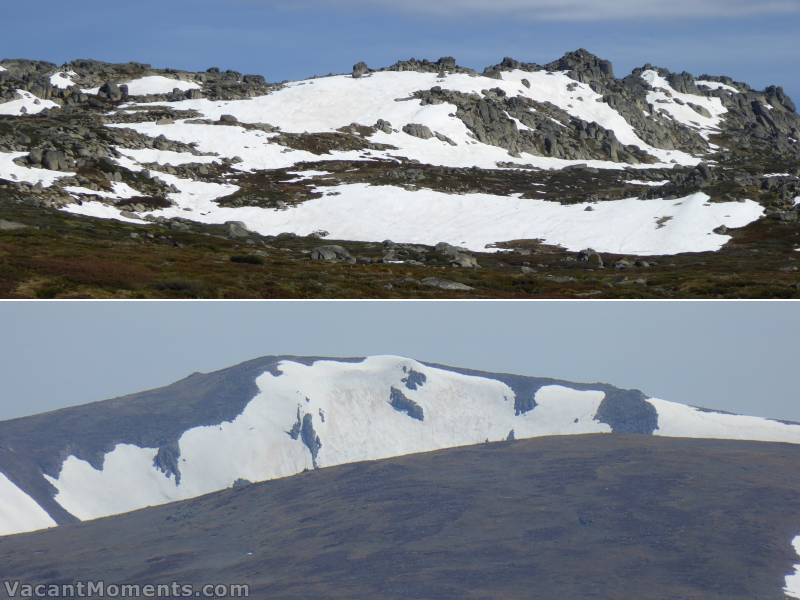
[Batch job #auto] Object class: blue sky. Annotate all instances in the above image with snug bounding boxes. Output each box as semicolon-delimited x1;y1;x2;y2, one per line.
1;0;798;100
0;301;798;422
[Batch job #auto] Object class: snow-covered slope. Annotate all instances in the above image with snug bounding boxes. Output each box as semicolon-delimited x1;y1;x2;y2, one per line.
1;355;799;537
4;52;795;256
58;68;763;253
151;69;697;168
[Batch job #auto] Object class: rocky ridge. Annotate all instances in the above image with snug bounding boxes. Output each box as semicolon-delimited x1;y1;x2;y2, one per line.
1;51;799;297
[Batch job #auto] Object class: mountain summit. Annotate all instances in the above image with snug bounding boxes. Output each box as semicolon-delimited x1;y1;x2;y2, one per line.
1;354;798;537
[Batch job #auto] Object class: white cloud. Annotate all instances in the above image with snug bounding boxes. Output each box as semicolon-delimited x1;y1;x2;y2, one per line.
283;0;800;20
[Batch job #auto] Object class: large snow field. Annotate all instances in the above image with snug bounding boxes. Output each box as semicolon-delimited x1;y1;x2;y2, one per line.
42;355;800;525
0;473;57;536
142;69;703;168
45;356;611;521
70;170;763;255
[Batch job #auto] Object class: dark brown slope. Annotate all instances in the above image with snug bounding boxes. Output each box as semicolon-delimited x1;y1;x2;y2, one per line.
1;435;799;600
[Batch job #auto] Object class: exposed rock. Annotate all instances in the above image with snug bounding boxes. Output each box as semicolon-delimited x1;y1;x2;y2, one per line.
152;443;182;485
421;277;474;291
578;248;604;269
435;242;480;268
375;119;393;134
401;368;427;390
545;49;614;84
98;82;126;101
389;387;424;421
311;245;356;264
300;414;322;468
225;221;251;239
402;123;434;140
0;220;28;231
594;389;658;434
352;62;369;79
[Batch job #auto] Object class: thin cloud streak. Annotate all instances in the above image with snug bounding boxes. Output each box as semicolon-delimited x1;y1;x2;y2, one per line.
278;0;800;20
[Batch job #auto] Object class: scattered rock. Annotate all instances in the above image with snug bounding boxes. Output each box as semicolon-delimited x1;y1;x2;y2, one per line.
435;242;480;268
311;245;356;264
0;220;28;231
402;123;434;140
421;277;474;291
578;248;604;268
225;221;251;239
375;119;393;134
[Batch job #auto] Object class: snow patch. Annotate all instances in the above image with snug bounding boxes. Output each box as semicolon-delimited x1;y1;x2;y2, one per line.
64;181;141;200
0;151;71;186
0;472;57;536
695;80;740;94
62;201;148;224
628;179;669;187
49;71;77;89
123;76;201;96
0;89;58;116
648;398;800;444
641;70;727;140
115;147;220;167
787;536;800;599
